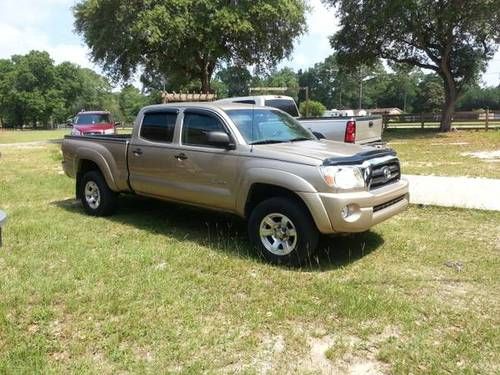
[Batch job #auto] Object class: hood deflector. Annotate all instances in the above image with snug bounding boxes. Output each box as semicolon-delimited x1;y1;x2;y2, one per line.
323;149;397;166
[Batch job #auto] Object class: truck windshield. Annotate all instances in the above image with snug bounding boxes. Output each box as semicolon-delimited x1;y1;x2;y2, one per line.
75;114;110;125
226;109;314;145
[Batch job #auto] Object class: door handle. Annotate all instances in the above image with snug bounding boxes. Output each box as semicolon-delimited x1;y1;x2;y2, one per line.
175;153;188;161
132;148;143;156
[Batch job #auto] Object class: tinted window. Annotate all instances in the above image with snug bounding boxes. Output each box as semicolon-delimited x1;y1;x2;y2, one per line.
75;113;110;125
141;112;177;143
264;99;299;117
182;113;227;147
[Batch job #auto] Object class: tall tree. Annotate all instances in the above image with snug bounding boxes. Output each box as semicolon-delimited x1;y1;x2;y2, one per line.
0;51;63;128
414;74;445;113
74;0;308;93
216;66;252;97
325;0;500;131
119;85;149;125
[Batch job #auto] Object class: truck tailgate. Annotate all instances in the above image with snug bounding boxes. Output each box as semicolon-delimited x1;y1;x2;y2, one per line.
355;116;383;144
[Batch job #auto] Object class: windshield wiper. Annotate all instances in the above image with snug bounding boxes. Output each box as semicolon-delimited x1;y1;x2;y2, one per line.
249;140;286;145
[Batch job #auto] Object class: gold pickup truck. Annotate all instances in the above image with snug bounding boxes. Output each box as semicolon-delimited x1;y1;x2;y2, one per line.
62;103;409;264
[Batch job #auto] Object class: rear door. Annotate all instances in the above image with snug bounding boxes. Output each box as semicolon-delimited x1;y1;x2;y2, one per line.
355;116;383;144
128;109;181;198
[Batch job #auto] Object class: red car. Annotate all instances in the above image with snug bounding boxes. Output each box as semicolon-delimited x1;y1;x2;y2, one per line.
70;111;117;136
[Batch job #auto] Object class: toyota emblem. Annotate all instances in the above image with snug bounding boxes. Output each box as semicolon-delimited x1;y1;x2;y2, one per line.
382;167;392;179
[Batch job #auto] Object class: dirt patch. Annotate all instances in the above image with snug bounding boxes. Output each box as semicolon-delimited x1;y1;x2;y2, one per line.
0;141;49;148
462;150;500;161
241;324;400;374
295;328;394;375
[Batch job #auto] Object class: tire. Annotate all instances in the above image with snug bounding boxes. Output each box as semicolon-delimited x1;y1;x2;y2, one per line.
80;170;117;216
248;197;319;266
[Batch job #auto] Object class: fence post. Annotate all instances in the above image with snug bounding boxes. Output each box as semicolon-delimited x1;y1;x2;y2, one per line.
485;108;489;131
420;113;424;129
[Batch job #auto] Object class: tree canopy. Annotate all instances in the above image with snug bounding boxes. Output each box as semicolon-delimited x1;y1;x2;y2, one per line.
0;51;131;128
325;0;500;131
74;0;308;93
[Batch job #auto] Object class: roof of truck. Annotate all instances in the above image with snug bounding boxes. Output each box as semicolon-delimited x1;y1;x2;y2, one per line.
77;110;110;115
216;95;295;102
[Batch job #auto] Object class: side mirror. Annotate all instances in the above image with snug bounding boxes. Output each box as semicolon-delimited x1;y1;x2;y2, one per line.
114;122;121;127
207;131;235;149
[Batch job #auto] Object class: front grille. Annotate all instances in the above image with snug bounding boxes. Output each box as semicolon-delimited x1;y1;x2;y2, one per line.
373;195;406;213
368;159;401;190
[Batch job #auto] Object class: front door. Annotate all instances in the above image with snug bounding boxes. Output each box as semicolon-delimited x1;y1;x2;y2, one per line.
172;109;240;211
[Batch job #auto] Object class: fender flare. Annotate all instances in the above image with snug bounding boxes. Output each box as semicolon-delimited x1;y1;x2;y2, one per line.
74;147;119;192
236;168;317;216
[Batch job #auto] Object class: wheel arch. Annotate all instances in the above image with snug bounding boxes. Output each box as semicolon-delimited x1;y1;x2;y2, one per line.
74;151;118;198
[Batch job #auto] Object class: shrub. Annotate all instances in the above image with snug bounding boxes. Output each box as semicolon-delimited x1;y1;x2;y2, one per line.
299;100;326;117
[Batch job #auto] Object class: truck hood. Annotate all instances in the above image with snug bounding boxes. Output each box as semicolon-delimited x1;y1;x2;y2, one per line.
252;140;370;165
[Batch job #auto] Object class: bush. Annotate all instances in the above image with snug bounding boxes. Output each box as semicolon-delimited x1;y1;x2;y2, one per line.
299;100;326;117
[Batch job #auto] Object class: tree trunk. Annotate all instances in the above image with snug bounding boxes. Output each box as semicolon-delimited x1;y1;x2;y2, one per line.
440;76;458;132
201;70;211;93
198;55;216;93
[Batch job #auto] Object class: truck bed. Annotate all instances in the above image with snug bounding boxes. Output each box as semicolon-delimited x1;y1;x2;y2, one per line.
299;116;383;145
62;134;132;193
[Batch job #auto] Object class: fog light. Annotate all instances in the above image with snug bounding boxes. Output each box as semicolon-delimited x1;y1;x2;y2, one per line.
341;204;359;220
341;205;352;218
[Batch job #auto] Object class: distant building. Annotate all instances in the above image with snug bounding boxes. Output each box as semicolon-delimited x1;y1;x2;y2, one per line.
368;108;404;115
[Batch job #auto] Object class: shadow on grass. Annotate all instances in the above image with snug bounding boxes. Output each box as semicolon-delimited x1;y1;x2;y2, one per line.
52;195;384;271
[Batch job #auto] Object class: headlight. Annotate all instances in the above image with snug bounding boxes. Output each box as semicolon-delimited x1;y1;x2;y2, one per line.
320;166;365;190
71;128;81;136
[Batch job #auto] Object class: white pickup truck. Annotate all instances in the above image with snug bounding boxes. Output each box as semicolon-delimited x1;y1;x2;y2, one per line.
216;95;384;146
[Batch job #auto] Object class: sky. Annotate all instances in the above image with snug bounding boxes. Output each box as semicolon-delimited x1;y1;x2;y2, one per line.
0;0;499;87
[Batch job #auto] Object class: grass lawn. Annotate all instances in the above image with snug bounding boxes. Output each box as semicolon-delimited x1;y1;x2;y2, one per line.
0;129;70;144
0;143;499;373
385;129;500;178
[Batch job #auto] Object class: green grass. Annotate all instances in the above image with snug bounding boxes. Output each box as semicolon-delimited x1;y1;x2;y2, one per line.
0;129;70;144
386;121;500;129
386;129;500;178
0;143;499;373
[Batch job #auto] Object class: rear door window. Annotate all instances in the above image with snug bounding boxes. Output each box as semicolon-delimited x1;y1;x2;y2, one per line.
140;112;177;143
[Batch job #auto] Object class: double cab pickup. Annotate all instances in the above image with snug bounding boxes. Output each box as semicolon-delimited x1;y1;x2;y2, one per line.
62;103;409;264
